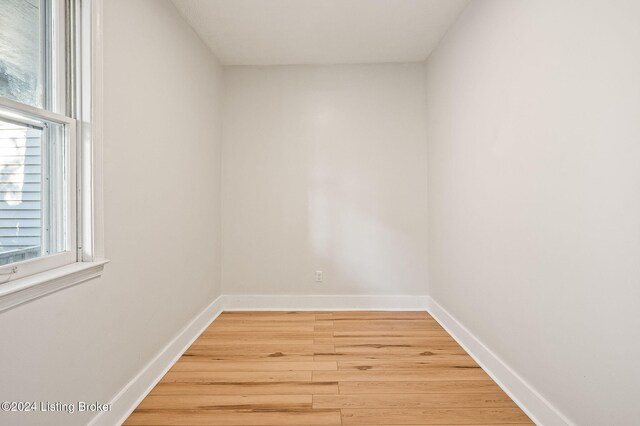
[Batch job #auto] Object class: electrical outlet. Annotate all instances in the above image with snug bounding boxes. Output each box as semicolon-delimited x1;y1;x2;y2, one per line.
315;270;323;282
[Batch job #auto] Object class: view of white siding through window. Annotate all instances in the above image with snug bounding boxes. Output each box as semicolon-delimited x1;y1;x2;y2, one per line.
0;0;44;108
0;119;43;265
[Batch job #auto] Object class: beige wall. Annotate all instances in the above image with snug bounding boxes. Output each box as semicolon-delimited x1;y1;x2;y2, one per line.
425;0;640;424
222;64;428;296
0;1;224;424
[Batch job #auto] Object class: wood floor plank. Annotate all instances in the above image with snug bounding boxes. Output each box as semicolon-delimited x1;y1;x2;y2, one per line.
125;409;342;425
171;361;337;372
313;393;518;409
137;394;312;410
216;315;317;322
327;311;432;320
151;381;339;395
162;371;312;383
185;344;334;355
195;336;316;345
199;331;320;338
337;359;479;370
338;381;503;394
333;330;450;337
341;408;532;425
211;320;317;327
313;368;491;382
331;318;438;324
345;424;531;426
332;321;442;331
315;353;473;362
205;325;316;332
315;337;460;346
220;311;318;318
333;345;467;355
182;353;315;362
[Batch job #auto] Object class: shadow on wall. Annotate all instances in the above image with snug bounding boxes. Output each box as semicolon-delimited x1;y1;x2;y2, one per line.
303;86;427;295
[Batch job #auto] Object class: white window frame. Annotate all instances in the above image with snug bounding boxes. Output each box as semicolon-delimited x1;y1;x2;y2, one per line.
0;98;78;274
0;0;107;312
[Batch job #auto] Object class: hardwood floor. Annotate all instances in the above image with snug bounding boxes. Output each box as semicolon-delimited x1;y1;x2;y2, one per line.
125;311;533;425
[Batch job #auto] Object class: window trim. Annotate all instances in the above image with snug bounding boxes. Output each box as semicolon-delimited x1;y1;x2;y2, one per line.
0;259;108;312
0;0;106;313
77;0;105;263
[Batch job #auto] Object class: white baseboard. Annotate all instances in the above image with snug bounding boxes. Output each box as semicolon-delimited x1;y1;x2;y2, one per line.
424;296;573;426
222;294;429;311
88;295;224;426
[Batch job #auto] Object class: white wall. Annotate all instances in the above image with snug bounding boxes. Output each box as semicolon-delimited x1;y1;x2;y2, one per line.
222;64;428;296
0;1;224;425
425;0;640;424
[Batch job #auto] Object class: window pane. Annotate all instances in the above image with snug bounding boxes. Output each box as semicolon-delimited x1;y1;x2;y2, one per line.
0;116;66;265
0;0;44;107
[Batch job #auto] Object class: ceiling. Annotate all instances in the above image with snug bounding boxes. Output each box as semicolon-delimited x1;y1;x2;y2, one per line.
171;0;471;66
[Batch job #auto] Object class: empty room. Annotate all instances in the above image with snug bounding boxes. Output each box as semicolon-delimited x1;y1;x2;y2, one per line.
0;0;638;425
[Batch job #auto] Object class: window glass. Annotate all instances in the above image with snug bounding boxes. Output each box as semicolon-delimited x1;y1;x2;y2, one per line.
0;115;67;265
0;0;45;108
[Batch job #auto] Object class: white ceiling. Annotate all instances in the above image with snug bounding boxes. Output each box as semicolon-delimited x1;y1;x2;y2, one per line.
171;0;471;65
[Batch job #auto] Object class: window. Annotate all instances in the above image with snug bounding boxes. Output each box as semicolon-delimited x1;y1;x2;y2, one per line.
0;0;105;308
0;111;73;267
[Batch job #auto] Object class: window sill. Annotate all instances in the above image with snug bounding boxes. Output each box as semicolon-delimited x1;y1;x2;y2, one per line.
0;260;109;313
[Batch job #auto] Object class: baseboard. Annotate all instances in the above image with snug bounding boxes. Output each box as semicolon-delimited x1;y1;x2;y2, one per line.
222;294;429;311
424;296;573;426
88;295;224;426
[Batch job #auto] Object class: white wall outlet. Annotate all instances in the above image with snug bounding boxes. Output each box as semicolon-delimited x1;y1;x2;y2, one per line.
315;270;323;282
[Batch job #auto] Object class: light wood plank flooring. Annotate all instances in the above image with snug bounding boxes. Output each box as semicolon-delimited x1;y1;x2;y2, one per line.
125;311;533;425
